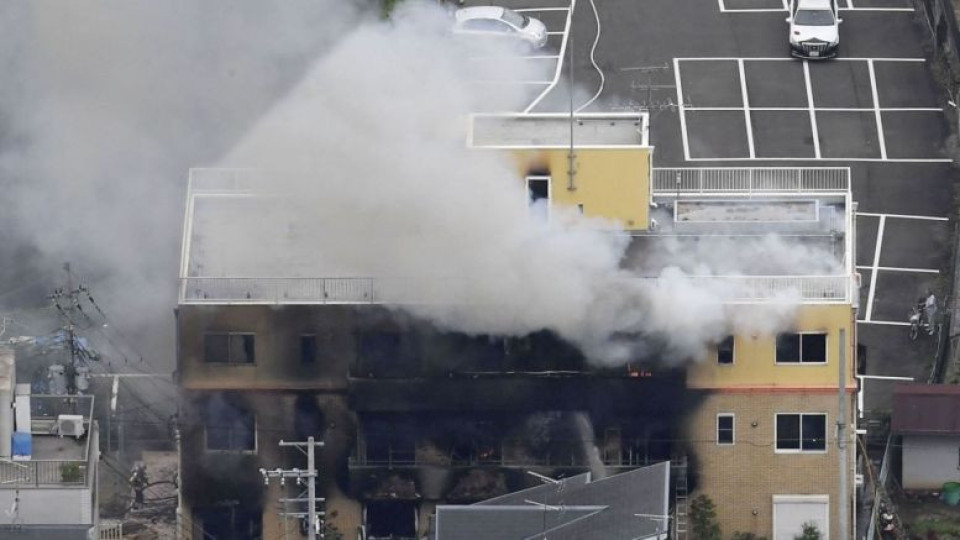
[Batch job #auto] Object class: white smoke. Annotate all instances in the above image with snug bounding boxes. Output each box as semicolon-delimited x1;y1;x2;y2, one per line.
213;1;842;365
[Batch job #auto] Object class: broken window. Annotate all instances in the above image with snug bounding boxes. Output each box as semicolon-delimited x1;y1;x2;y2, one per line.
776;413;826;452
717;335;735;365
776;333;827;364
526;176;550;220
204;333;255;364
204;400;256;452
717;414;734;445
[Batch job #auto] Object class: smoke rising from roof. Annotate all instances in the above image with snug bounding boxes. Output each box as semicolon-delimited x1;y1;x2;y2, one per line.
215;1;842;365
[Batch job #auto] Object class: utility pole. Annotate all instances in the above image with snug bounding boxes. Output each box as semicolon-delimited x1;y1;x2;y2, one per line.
566;14;576;192
837;328;849;540
260;437;325;539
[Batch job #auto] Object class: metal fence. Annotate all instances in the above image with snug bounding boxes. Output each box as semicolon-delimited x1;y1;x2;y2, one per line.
685;275;852;302
99;520;123;540
0;459;88;487
652;167;850;195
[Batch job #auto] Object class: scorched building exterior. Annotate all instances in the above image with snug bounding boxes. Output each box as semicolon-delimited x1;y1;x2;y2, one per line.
176;113;858;540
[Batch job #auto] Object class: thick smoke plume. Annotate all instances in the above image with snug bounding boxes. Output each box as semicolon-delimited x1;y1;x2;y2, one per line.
215;2;842;365
0;0;370;365
0;1;843;369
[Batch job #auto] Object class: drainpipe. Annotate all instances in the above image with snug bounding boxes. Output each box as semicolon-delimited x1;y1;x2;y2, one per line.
837;328;849;540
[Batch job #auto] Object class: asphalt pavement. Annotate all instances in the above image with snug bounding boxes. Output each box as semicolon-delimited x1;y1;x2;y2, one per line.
468;0;957;412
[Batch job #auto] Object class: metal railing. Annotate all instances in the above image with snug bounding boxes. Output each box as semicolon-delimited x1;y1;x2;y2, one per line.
685;275;852;302
652;167;850;195
181;274;853;304
0;459;88;487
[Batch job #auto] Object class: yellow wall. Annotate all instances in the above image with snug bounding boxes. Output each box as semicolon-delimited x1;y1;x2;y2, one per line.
687;304;857;389
511;148;650;230
686;392;856;540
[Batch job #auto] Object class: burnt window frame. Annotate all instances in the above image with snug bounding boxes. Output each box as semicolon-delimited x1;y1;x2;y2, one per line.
775;332;828;365
203;332;256;364
716;335;735;365
300;334;318;365
775;412;827;454
716;413;735;446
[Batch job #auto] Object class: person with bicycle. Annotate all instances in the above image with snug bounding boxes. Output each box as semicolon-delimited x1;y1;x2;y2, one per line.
924;290;937;335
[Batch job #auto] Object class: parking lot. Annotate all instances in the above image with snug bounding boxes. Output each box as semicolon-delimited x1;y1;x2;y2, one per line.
469;0;955;411
462;0;574;112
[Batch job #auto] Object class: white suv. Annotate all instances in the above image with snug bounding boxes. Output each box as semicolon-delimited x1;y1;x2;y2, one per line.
787;0;841;59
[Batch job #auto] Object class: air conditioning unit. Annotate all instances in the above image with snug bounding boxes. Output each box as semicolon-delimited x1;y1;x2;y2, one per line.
57;415;85;439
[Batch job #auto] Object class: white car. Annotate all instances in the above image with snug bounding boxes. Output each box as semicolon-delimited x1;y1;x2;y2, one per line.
786;0;841;59
453;6;548;49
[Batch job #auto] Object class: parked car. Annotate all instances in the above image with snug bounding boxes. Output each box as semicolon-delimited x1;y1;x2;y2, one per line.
786;0;841;59
453;6;548;49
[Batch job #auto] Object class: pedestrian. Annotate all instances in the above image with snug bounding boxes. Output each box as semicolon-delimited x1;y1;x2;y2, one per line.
924;290;937;335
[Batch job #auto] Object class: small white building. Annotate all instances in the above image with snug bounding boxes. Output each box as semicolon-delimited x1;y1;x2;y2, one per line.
893;383;960;490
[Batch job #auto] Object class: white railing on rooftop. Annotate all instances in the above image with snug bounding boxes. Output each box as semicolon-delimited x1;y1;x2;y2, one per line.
685;275;852;302
652;167;850;195
180;275;852;305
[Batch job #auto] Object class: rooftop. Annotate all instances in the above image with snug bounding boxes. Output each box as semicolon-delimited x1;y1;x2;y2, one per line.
180;167;855;305
433;462;670;540
892;383;960;436
469;113;650;148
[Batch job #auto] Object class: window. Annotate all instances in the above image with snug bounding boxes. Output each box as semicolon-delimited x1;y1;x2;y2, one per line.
526;176;550;220
717;414;735;445
776;413;827;452
300;334;317;365
776;333;827;364
717;335;735;365
204;333;255;364
205;403;256;452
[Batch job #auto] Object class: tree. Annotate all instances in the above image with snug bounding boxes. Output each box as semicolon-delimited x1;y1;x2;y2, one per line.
794;522;822;540
690;495;722;540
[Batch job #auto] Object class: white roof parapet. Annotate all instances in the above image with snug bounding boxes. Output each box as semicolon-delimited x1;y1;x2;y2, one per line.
468;112;650;148
652;167;850;196
179;275;853;305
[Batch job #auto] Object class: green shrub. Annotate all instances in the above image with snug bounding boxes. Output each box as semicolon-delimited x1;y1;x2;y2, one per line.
690;495;722;540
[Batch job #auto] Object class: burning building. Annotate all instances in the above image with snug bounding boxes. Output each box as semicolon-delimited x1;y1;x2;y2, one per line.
176;113;857;539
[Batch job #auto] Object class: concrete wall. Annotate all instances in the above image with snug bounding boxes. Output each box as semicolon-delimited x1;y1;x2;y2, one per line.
0;487;92;526
902;435;960;489
687;305;857;390
686;391;856;540
178;304;358;391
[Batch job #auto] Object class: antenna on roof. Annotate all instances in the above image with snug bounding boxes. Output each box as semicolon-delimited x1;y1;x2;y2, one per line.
567;15;577;192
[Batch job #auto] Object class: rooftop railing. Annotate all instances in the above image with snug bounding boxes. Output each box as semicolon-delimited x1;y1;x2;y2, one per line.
180;275;853;305
652;167;850;195
0;459;88;487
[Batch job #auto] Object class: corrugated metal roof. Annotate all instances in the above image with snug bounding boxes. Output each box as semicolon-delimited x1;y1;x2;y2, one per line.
434;462;669;540
892;384;960;435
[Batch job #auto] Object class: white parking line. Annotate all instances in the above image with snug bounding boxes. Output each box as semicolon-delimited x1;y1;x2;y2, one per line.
803;60;822;159
514;7;571;11
718;0;912;12
738;59;755;159
473;80;553;85
857;265;940;274
523;0;575;113
857;212;950;221
685;106;943;112
546;31;565;35
674;57;691;161
677;57;925;62
867;60;888;160
864;215;885;322
675;57;948;161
